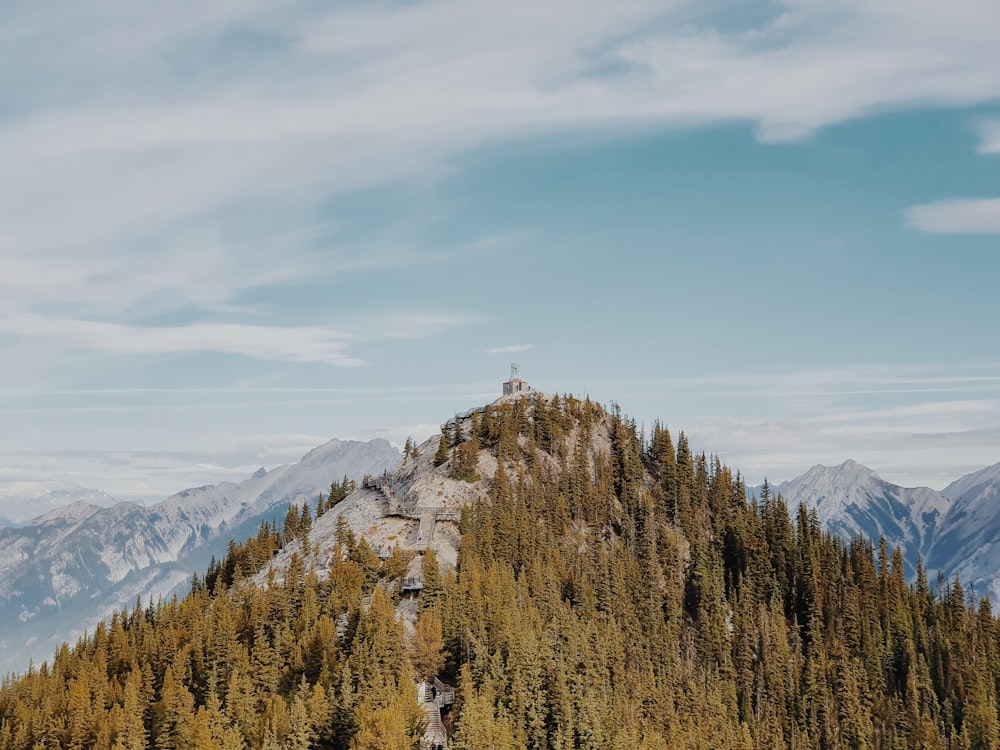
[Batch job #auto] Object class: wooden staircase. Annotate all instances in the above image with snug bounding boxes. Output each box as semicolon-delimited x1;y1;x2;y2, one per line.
419;680;450;749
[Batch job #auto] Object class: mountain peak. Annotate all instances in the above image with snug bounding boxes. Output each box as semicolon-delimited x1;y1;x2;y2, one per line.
796;459;883;495
778;458;956;581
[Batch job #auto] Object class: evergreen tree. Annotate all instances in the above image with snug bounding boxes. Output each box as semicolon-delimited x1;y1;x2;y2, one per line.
433;434;449;467
410;611;446;682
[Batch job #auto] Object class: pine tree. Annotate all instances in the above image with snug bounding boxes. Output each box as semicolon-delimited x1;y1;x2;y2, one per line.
114;664;149;750
420;549;442;615
434;434;449;467
410;611;447;682
283;503;301;541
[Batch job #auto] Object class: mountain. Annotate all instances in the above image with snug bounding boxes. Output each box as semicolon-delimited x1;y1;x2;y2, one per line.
6;392;1000;748
930;462;1000;602
772;459;950;576
0;484;120;526
772;459;1000;602
0;437;400;674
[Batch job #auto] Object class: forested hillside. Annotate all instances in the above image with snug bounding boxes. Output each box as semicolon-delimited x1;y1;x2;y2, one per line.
2;394;998;749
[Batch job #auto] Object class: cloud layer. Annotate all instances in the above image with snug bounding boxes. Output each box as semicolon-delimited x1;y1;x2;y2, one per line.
1;1;998;498
3;0;1000;358
906;198;1000;234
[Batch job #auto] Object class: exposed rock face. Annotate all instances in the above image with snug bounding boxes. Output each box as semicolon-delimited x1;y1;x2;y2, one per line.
265;391;618;586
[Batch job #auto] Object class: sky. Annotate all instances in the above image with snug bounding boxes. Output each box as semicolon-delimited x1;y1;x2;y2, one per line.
1;0;999;507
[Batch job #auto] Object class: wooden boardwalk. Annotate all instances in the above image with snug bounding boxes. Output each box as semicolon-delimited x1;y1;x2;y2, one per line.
418;678;454;749
368;472;460;553
368;469;458;747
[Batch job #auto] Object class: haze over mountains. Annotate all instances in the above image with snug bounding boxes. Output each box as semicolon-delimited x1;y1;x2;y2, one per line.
0;486;120;527
0;438;399;674
773;459;1000;602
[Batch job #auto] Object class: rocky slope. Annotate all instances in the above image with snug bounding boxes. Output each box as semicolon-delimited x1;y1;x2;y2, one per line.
263;391;593;585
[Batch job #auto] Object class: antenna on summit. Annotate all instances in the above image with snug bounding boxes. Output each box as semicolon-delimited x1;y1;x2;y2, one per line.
502;362;529;395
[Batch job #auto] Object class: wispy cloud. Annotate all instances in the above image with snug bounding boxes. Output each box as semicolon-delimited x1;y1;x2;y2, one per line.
577;365;1000;402
905;198;1000;234
0;314;364;367
2;0;1000;325
2;1;999;496
486;344;534;354
814;399;1000;424
350;312;477;341
978;119;1000;153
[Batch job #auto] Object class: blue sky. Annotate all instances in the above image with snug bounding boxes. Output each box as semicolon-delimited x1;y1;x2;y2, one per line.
1;0;999;503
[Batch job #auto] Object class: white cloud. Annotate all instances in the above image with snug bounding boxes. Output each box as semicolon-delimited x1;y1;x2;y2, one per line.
0;314;364;367
815;399;1000;424
2;0;999;297
353;312;477;341
584;365;1000;402
0;306;479;366
1;1;999;494
486;344;534;354
905;198;1000;234
978;119;1000;153
0;0;996;355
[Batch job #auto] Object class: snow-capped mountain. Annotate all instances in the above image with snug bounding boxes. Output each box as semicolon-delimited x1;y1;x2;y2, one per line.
773;460;950;576
930;462;1000;602
771;460;1000;603
0;485;119;526
0;438;400;674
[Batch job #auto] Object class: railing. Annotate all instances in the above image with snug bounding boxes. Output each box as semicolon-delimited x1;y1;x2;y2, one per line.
370;468;462;523
432;677;455;707
393;505;461;521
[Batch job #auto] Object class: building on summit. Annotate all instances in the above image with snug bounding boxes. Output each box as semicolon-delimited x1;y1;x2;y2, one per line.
502;363;530;395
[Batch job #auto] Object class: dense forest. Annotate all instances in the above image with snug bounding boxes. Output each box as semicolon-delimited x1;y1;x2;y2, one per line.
2;394;999;749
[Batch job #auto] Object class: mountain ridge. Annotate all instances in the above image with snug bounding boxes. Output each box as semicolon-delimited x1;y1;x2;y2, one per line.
0;436;400;673
771;458;1000;601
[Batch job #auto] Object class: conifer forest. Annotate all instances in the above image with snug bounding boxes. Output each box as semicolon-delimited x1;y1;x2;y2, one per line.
3;395;999;749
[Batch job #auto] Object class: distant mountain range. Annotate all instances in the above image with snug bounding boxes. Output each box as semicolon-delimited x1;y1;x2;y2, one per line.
5;437;999;676
0;485;120;527
0;438;399;674
771;459;1000;603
